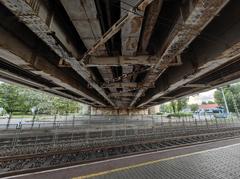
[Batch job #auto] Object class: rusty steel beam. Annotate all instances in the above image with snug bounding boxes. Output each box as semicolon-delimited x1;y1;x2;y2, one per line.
121;0;143;56
138;12;240;107
58;55;158;68
61;55;181;67
183;84;212;88
101;82;151;89
79;0;154;62
102;82;138;88
130;0;230;107
59;0;157;107
60;0;118;102
84;55;157;66
0;0;115;107
130;56;181;107
0;28;106;106
120;0;147;105
0;69;95;106
148;60;240;107
60;0;107;56
158;96;173;99
139;0;163;51
58;58;71;68
155;0;229;69
109;92;136;97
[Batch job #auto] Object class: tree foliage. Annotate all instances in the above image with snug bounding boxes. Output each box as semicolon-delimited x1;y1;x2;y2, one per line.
189;104;198;112
160;97;188;114
0;83;23;118
170;97;188;113
0;83;84;116
159;103;173;113
214;84;240;112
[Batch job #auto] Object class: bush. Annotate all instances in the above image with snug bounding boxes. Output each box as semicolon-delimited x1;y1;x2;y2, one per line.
167;113;192;118
156;112;163;115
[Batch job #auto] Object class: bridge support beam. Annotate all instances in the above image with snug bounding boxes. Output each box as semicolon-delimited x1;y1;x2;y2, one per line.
137;0;240;107
0;0;115;107
130;0;230;107
0;26;107;106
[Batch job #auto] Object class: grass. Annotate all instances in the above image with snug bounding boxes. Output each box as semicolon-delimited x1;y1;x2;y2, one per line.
11;115;33;118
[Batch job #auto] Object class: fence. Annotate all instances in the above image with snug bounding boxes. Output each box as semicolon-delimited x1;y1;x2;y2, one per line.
1;113;240;154
0;113;239;130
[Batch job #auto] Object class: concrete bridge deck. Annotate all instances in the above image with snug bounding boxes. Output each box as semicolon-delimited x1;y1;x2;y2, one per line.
0;0;240;110
1;0;240;178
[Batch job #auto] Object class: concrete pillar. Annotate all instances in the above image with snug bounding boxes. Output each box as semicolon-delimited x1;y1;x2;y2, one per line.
148;106;156;115
90;107;149;115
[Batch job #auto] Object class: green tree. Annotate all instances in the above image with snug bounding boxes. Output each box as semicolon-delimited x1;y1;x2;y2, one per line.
189;104;198;112
214;84;240;112
170;101;177;113
159;103;173;113
176;98;188;112
52;97;81;115
0;83;23;128
170;97;188;113
0;82;84;121
19;89;41;114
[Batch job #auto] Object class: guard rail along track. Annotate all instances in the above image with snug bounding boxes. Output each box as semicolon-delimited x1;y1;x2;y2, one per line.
1;127;240;177
0;121;239;156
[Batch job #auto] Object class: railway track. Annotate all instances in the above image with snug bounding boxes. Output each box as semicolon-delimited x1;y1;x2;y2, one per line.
1;127;240;177
0;123;237;157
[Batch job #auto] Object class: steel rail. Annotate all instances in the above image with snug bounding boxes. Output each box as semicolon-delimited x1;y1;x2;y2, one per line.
1;128;240;178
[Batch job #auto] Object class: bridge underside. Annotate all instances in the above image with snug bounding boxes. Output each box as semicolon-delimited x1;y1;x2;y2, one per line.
0;0;240;109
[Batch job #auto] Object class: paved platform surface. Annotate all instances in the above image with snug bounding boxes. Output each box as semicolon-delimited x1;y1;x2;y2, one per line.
6;137;240;179
81;142;240;179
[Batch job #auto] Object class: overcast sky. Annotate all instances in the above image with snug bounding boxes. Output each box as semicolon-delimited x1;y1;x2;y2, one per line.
188;89;216;105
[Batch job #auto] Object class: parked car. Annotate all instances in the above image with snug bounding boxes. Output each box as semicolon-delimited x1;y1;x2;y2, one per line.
212;107;228;118
193;107;228;120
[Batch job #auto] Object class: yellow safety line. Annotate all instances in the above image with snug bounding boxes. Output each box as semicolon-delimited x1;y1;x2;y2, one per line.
72;143;240;179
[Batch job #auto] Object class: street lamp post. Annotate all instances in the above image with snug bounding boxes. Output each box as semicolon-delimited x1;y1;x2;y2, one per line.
220;87;229;114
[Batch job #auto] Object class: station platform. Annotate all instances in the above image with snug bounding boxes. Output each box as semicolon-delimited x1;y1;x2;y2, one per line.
6;137;240;179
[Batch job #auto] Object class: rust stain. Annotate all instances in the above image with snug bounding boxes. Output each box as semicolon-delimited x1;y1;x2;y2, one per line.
138;1;149;11
130;16;142;33
126;38;138;50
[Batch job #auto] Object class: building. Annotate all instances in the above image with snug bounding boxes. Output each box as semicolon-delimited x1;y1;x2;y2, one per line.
199;104;219;111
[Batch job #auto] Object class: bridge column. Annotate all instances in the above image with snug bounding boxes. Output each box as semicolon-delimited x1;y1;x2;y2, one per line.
148;107;156;115
90;107;150;115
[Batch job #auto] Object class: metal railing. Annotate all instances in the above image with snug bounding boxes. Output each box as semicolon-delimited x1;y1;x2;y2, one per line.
0;113;240;153
0;113;239;130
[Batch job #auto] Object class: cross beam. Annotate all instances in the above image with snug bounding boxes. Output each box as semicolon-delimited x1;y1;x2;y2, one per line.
85;56;157;67
101;82;152;88
0;0;115;107
58;55;182;67
130;0;230;107
109;92;136;97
